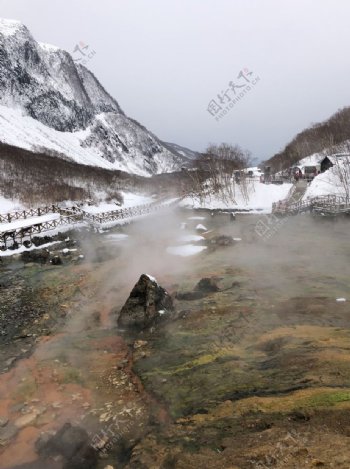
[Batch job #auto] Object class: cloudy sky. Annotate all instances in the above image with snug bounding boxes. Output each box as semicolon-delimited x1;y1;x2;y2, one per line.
1;0;350;161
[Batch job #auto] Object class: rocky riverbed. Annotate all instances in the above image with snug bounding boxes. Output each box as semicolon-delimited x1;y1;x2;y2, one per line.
0;209;350;468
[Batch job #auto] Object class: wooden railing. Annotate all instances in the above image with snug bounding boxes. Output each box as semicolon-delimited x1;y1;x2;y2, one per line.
0;197;181;250
0;214;82;249
273;194;350;215
0;205;60;223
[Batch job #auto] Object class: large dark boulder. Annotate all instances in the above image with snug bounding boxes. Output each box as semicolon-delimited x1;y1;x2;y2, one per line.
118;274;174;330
21;249;50;264
36;422;98;469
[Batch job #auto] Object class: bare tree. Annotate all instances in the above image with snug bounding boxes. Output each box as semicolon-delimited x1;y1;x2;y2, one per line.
191;143;252;205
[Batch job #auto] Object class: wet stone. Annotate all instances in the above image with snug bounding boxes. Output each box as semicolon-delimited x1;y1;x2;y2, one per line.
0;422;18;445
195;277;220;293
118;274;174;331
15;411;39;428
0;416;9;427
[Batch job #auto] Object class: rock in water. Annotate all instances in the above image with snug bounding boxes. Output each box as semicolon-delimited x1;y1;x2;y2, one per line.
118;274;174;330
195;277;220;293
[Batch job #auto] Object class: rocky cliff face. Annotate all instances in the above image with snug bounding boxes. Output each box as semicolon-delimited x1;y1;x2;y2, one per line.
0;18;188;175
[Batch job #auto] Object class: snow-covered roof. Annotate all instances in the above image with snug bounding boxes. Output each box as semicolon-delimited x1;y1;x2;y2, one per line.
321;153;350;164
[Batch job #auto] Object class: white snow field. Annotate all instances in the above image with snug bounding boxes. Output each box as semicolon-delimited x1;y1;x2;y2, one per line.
0;195;23;213
303;161;350;199
0;105;152;175
82;192;154;214
180;181;292;214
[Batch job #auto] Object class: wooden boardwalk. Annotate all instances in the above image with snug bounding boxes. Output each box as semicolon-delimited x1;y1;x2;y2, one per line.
0;205;60;224
0;198;180;251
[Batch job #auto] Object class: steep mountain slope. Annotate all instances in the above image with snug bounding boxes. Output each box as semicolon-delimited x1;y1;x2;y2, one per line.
163;142;200;161
0;18;188;176
264;106;350;172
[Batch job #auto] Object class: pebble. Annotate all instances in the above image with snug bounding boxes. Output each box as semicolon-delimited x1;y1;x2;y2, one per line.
52;401;62;409
0;417;9;427
14;412;38;429
5;357;16;367
133;340;148;349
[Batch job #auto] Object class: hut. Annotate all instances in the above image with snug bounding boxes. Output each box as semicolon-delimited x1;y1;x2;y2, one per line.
320;156;334;173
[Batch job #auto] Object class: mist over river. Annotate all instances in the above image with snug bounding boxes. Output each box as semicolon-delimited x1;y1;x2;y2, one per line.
1;208;350;468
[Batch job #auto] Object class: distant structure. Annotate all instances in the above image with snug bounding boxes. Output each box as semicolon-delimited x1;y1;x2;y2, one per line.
320;156;334;173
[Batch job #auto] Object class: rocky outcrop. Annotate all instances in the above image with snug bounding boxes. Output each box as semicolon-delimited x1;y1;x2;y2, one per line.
118;274;174;330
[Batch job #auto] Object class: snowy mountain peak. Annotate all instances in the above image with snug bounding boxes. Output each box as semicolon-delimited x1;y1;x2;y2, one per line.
38;41;61;53
0;18;26;37
0;18;188;176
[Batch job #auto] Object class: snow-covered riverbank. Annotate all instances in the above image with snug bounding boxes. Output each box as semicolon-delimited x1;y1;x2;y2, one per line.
180;181;292;214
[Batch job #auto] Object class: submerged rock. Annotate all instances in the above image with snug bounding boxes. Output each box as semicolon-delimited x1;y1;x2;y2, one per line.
208;235;235;246
176;291;205;301
51;256;63;266
118;274;174;330
176;277;220;300
195;277;220;293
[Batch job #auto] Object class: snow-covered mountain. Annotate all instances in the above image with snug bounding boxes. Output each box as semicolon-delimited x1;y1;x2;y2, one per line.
0;18;189;176
163;142;200;161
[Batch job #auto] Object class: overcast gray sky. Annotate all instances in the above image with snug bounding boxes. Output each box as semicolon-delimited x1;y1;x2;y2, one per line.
1;0;350;161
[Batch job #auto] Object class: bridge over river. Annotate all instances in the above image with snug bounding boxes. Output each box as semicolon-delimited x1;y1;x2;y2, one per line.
0;197;181;251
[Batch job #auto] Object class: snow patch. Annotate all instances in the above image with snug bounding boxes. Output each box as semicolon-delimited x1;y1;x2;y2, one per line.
196;224;207;231
166;245;207;257
0;195;23;214
178;235;204;242
0;241;60;257
104;233;129;241
146;274;157;283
